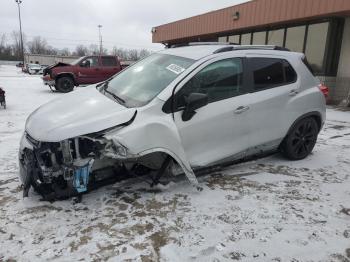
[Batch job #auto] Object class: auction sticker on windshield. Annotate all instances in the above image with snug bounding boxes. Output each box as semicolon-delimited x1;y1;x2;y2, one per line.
166;64;185;75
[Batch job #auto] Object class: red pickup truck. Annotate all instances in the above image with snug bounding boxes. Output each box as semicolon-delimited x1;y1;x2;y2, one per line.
43;55;122;92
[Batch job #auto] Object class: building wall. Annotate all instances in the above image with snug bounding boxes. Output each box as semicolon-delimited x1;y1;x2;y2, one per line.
153;0;350;44
25;55;79;66
337;18;350;78
327;17;350;104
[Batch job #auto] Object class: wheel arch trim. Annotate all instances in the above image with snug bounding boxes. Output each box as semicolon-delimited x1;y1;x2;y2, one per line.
286;111;323;137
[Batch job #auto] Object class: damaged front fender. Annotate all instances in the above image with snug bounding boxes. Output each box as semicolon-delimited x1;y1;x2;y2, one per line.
19;101;199;200
102;108;198;185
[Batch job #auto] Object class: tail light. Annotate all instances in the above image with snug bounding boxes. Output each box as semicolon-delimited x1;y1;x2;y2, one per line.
318;83;329;99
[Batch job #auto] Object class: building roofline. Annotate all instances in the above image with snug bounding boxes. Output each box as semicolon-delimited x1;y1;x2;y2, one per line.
152;0;253;29
152;0;350;44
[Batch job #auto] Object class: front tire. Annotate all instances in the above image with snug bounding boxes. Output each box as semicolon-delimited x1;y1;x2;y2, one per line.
56;76;74;93
281;117;319;160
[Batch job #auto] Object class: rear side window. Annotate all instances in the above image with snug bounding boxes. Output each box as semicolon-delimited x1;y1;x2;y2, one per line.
284;60;297;83
249;58;297;91
102;57;118;67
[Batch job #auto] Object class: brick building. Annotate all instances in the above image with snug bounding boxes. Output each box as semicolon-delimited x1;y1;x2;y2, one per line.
152;0;350;104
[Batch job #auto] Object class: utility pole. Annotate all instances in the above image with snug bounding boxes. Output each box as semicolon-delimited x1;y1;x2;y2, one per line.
98;25;103;55
15;0;25;66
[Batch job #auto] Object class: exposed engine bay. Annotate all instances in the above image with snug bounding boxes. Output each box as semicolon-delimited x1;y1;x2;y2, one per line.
19;131;173;201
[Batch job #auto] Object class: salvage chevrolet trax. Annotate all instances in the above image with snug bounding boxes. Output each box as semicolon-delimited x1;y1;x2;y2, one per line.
19;44;327;200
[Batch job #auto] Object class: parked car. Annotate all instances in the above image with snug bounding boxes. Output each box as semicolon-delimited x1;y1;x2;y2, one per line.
16;62;24;68
19;44;327;200
42;56;122;92
0;87;6;109
40;64;49;70
27;63;43;75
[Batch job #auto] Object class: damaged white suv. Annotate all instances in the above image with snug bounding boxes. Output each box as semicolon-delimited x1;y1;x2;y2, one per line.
19;44;327;199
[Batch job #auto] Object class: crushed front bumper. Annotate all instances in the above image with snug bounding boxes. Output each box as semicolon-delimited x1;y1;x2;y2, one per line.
42;75;55;86
18;132;130;200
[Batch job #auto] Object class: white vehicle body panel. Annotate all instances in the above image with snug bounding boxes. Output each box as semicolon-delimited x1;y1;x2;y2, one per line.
19;45;326;199
25;87;136;142
169;53;251;167
103;99;198;183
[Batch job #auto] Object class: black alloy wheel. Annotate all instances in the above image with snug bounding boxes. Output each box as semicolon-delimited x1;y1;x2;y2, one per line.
281;117;319;160
56;76;74;93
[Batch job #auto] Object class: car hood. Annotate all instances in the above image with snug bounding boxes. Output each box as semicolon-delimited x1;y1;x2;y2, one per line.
26;87;137;142
46;62;70;69
43;62;71;75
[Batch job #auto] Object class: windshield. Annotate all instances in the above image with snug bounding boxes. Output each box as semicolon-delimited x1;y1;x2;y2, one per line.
101;53;195;107
70;57;85;65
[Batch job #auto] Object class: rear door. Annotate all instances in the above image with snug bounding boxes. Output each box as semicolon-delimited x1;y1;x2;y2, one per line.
101;56;122;80
172;55;252;168
77;56;103;84
243;56;300;152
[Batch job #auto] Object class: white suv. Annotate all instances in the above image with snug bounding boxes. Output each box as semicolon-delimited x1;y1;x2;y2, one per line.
19;44;327;199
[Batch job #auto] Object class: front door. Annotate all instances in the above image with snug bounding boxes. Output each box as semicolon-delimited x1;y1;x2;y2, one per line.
172;56;251;168
77;56;103;84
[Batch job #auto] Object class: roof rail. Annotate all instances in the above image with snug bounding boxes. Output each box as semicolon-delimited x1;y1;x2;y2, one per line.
169;42;230;48
213;45;290;53
189;42;230;46
169;42;290;53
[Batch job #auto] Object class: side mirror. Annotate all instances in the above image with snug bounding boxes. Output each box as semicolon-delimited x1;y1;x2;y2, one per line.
182;93;208;121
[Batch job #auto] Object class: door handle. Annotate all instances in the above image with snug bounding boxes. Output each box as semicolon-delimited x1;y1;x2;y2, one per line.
289;89;299;96
234;106;250;114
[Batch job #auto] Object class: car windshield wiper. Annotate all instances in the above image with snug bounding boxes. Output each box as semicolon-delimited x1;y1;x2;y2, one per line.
102;82;126;105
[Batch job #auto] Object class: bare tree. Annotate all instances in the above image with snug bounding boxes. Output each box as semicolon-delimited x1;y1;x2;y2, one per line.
0;34;6;54
46;45;58;55
88;44;99;55
111;46;151;61
59;48;71;56
27;36;48;54
0;34;152;61
0;34;13;60
139;49;151;59
74;45;88;56
127;49;139;61
111;46;128;60
11;31;26;59
101;47;108;55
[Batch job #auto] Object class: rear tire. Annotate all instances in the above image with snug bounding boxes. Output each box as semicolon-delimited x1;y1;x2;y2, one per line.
280;117;319;160
56;76;74;93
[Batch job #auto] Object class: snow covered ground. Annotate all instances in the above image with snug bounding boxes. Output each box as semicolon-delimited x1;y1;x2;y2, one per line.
0;65;350;261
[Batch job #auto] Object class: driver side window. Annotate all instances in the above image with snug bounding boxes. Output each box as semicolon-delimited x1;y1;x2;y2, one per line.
176;58;243;108
81;57;99;68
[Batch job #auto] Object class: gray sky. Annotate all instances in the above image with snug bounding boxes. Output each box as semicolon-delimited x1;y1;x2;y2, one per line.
1;0;249;52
